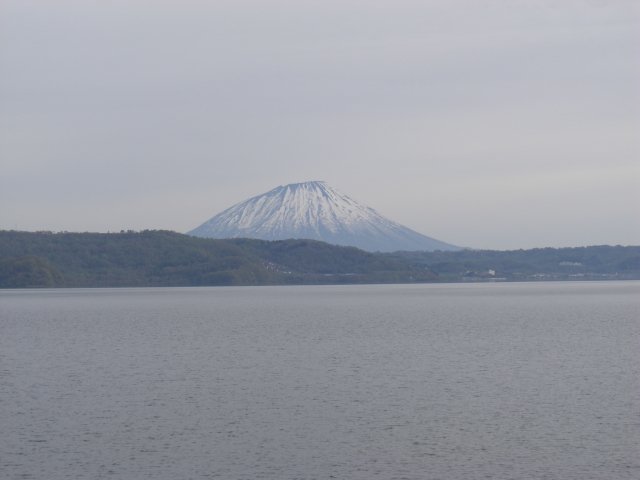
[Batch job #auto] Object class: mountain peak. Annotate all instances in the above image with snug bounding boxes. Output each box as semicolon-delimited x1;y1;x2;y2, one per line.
188;182;462;252
288;180;327;187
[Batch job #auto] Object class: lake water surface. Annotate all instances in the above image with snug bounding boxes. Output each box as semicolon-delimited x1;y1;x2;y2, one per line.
2;282;639;479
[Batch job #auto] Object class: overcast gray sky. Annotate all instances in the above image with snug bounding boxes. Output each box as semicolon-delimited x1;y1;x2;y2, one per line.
2;0;638;250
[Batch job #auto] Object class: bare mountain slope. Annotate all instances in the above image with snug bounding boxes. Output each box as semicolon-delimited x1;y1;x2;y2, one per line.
188;181;462;252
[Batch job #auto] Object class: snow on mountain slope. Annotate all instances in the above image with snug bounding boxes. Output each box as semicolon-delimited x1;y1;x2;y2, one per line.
188;181;462;252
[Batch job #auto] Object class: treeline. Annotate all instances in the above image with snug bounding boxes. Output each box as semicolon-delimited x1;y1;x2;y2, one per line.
0;230;435;288
382;245;640;280
2;230;637;288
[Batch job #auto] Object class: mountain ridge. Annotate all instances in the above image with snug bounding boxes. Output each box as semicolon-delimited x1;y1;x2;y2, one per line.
188;181;462;252
1;230;637;288
0;230;434;287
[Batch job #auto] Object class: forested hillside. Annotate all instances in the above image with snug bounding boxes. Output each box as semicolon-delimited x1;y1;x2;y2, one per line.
1;230;637;288
383;245;640;281
0;230;434;288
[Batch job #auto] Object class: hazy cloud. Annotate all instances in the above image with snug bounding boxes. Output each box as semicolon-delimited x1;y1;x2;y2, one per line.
1;0;638;248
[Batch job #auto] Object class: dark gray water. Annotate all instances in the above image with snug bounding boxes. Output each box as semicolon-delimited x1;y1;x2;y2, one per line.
1;282;639;479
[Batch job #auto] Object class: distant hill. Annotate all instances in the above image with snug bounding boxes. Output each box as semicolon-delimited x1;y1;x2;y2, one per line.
0;230;435;288
383;246;640;281
188;181;462;252
1;230;637;288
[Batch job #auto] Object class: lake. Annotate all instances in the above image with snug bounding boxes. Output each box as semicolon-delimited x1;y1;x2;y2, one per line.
1;281;639;479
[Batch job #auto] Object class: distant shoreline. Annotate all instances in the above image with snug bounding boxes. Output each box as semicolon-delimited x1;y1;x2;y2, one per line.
1;230;638;288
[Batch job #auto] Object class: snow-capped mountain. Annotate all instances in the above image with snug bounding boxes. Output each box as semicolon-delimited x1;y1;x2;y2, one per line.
188;181;462;252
